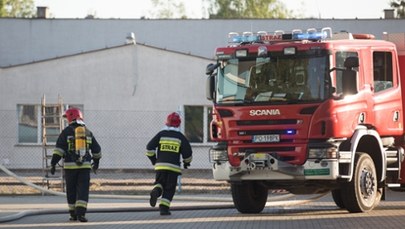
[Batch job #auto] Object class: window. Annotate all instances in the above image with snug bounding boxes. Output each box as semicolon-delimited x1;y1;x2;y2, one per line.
373;51;393;93
17;104;83;144
18;105;39;143
184;105;213;144
335;51;358;94
43;105;63;143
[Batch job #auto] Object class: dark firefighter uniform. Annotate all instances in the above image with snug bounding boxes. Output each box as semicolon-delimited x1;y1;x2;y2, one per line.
51;112;101;222
146;112;192;215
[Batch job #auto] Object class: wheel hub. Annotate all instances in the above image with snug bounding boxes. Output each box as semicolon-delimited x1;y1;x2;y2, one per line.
360;168;375;197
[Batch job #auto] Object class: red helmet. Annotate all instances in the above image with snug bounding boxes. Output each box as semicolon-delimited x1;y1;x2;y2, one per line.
63;107;83;123
166;112;181;127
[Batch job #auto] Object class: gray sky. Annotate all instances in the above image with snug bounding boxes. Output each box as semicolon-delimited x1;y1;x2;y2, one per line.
34;0;392;19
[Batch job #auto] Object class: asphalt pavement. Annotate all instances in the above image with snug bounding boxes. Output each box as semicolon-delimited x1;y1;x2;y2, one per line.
2;191;405;229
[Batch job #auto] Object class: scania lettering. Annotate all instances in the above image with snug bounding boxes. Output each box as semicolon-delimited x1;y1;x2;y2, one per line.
249;109;281;116
205;27;405;214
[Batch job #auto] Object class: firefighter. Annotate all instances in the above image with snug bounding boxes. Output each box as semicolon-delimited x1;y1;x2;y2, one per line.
146;112;193;215
50;107;102;222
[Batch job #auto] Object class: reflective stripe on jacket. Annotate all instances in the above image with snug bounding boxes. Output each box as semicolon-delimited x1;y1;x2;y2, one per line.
146;129;192;174
51;121;101;169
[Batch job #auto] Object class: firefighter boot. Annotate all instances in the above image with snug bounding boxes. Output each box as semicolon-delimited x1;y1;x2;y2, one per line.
149;187;161;207
69;210;77;221
159;205;171;216
77;215;88;222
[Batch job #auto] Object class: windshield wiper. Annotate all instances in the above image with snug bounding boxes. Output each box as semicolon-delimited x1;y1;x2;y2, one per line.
220;98;254;104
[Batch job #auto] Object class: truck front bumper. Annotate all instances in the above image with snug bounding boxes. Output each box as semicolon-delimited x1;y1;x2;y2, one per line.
212;154;339;181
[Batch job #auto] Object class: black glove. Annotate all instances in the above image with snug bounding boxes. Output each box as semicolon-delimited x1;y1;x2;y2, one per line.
50;165;56;175
150;157;156;166
183;162;190;169
92;159;99;171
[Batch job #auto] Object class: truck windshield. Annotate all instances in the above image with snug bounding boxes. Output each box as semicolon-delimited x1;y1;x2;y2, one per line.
216;54;330;104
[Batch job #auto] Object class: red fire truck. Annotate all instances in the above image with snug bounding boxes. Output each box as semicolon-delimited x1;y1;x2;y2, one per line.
205;27;405;213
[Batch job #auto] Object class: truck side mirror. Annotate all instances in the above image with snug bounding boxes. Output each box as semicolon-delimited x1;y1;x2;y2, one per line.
206;63;218;100
206;63;219;75
206;74;215;100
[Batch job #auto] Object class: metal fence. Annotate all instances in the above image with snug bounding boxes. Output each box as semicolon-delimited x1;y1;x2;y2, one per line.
0;109;230;195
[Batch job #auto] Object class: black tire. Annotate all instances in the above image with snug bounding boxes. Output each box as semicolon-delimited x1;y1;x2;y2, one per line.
341;152;382;213
231;181;268;213
331;189;345;209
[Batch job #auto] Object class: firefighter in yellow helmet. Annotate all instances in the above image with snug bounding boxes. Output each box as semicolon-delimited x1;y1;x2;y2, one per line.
50;107;102;222
146;112;193;215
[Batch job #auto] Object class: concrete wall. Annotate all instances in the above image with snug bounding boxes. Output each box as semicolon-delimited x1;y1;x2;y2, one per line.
1;18;405;67
0;44;213;169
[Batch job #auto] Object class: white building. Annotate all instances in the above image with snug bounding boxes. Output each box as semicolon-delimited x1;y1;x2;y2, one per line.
0;42;213;169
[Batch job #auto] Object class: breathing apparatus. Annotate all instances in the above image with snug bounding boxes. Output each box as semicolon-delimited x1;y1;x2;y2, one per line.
74;126;87;165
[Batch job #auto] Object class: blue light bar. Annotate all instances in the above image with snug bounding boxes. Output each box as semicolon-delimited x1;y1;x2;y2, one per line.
231;35;260;43
292;31;327;40
227;27;332;44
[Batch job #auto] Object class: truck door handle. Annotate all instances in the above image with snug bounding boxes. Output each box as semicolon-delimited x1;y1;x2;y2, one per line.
393;111;400;122
358;112;365;123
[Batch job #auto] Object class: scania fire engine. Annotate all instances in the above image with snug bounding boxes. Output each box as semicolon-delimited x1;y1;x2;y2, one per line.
205;27;405;213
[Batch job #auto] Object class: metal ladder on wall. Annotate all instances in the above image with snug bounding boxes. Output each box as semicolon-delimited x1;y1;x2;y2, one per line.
41;95;66;193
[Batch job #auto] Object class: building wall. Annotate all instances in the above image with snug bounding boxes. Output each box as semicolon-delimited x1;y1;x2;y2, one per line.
1;19;405;67
0;44;213;169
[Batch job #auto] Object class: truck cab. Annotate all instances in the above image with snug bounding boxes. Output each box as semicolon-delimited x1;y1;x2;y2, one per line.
206;28;405;214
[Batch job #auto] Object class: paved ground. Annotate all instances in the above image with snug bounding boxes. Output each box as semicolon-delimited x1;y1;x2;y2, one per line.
2;190;405;228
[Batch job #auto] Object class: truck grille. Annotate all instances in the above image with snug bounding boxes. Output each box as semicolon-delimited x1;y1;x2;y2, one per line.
240;146;295;152
238;130;296;135
237;119;298;125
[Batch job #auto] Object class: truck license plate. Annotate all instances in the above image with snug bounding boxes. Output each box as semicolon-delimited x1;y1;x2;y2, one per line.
252;134;280;143
252;153;267;160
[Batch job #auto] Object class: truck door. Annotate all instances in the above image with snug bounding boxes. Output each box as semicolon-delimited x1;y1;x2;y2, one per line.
331;51;372;137
372;50;403;136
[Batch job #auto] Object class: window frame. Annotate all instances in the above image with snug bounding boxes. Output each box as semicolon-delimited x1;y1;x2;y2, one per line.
334;51;359;95
183;105;215;145
372;51;394;93
17;104;83;145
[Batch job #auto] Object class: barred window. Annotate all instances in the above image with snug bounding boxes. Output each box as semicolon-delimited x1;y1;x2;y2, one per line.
17;104;83;144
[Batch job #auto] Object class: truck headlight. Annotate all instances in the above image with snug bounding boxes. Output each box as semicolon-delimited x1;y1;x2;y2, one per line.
209;148;228;162
308;147;337;159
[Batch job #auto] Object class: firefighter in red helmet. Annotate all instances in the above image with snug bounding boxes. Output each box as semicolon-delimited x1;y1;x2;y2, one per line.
50;107;102;222
146;112;193;215
63;107;83;123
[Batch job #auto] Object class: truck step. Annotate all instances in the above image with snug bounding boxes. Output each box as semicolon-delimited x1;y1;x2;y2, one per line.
386;150;398;158
386;167;399;171
386;158;398;163
387;183;401;188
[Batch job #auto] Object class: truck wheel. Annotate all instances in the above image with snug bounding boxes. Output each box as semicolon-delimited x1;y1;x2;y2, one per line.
341;152;382;213
331;189;345;209
231;181;268;213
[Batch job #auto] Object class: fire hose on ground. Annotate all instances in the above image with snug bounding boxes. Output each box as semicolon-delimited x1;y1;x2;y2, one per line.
0;163;327;223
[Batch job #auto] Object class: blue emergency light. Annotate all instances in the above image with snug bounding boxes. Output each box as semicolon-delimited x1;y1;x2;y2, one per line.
230;34;260;43
286;130;296;135
228;27;332;44
292;31;328;40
